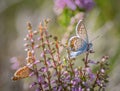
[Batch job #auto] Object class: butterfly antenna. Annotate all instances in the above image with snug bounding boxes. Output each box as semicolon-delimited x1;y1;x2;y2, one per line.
90;34;100;43
90;21;113;43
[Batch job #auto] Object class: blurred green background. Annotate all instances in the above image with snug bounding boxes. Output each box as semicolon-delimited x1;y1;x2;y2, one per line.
0;0;120;91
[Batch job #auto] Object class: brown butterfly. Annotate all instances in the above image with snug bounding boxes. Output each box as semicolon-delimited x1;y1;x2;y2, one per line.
12;66;32;81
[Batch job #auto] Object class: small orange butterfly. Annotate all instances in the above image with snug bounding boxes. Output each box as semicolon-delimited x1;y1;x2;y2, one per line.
12;66;32;80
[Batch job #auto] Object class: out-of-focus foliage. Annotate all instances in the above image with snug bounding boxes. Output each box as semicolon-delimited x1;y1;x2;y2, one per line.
0;0;120;91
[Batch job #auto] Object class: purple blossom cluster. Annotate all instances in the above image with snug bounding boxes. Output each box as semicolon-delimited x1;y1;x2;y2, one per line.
54;0;95;11
12;19;109;91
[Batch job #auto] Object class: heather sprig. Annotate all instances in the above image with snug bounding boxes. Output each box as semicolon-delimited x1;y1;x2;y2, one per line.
53;0;95;27
12;19;109;91
54;0;95;13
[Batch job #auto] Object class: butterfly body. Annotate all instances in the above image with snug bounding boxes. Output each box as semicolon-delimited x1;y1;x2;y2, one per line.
68;20;92;58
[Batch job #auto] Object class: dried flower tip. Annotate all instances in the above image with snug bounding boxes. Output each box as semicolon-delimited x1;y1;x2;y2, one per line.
37;37;42;41
33;30;39;35
34;44;40;48
26;34;29;39
27;22;32;30
24;48;30;52
39;23;44;33
101;56;109;62
86;88;90;91
49;34;52;37
103;56;109;60
101;69;105;73
53;36;58;41
24;37;29;41
27;51;32;57
89;50;95;53
24;43;29;47
31;50;35;54
44;18;51;25
26;57;35;65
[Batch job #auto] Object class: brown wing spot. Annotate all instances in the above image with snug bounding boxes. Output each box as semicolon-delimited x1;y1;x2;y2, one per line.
70;37;77;51
69;37;83;51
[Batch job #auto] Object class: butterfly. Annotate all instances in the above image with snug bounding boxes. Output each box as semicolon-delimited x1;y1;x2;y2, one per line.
12;66;32;80
68;20;92;58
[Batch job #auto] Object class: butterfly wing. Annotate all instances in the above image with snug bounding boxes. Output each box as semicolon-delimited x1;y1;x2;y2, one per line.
76;20;88;42
68;36;84;52
68;36;88;58
12;66;32;80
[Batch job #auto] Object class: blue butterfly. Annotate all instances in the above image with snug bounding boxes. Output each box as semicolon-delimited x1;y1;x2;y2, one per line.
68;20;92;58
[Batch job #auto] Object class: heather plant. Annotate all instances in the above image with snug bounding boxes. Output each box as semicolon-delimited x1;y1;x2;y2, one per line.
12;19;109;91
53;0;95;26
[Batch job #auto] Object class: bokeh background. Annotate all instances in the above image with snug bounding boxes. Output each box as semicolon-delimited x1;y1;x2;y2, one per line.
0;0;120;91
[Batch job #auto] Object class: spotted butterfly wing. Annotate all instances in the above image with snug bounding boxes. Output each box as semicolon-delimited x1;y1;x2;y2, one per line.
69;36;84;52
76;20;88;42
68;36;88;58
12;66;32;80
68;20;92;58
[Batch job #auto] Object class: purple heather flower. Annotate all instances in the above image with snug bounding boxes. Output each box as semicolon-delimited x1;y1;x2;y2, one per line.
54;0;95;12
35;88;41;91
82;81;89;88
89;73;95;81
72;86;82;91
64;75;71;83
38;75;45;84
43;83;49;88
37;37;42;41
71;77;81;86
72;87;77;91
34;60;40;64
64;0;76;10
44;49;51;54
78;87;82;91
74;68;79;77
40;67;48;72
29;82;37;88
75;0;95;11
53;86;57;91
40;52;44;57
29;71;35;77
89;60;97;64
58;86;62;91
85;67;95;81
54;0;76;10
96;80;102;86
46;59;52;67
101;69;105;73
54;0;66;9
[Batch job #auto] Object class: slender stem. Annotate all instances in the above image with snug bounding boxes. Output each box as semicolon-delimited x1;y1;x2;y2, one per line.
44;28;66;90
28;30;44;91
84;44;90;67
84;52;89;67
67;49;74;75
55;40;61;79
40;30;52;91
